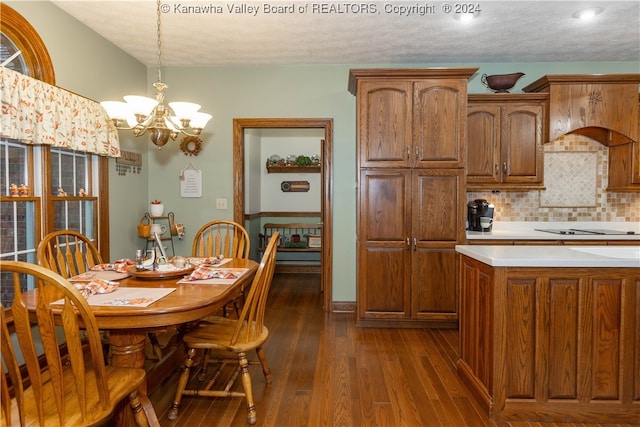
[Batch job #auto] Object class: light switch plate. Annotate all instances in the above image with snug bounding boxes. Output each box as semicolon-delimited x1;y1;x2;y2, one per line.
215;198;227;210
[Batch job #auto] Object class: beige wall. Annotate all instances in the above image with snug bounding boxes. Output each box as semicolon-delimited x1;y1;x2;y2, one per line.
10;1;640;301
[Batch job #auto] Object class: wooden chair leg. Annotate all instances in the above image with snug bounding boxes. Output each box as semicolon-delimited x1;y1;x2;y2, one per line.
232;299;242;317
223;295;242;318
238;353;257;425
198;349;212;381
255;346;272;383
168;348;197;421
148;333;163;360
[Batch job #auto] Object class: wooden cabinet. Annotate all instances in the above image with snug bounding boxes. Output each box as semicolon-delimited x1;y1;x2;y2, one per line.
466;94;546;190
351;69;474;169
357;169;411;320
607;95;640;191
356;80;412;168
358;169;465;325
458;254;640;423
350;67;477;327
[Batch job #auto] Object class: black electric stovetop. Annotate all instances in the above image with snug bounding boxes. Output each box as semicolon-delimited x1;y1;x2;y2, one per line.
535;228;636;235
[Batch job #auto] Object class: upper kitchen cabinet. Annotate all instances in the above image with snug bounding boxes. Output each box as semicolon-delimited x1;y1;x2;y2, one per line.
467;94;547;190
523;74;640;144
349;68;478;169
607;94;640;191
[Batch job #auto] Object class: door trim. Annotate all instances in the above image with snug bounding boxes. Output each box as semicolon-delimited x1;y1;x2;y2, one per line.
233;118;333;312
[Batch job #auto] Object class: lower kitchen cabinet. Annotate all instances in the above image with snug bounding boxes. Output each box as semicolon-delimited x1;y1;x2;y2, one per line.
411;246;458;320
357;168;465;327
458;254;640;423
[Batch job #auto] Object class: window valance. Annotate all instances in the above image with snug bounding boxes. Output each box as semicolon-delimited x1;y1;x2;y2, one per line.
1;67;121;157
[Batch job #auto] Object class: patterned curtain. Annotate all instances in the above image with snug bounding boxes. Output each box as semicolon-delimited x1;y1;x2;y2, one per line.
0;67;120;157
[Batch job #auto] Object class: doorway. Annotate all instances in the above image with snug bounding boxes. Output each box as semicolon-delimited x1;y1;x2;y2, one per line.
233;118;333;312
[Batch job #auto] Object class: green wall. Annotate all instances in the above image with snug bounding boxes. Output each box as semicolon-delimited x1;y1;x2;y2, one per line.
9;2;640;302
7;1;149;264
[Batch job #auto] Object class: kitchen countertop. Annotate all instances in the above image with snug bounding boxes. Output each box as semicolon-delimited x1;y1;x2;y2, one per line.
467;221;640;241
456;245;640;267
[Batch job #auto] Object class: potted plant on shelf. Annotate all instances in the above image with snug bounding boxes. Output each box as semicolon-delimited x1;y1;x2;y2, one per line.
150;199;164;217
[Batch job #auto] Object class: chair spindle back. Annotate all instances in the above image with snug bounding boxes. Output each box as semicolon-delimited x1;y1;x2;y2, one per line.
231;231;278;346
37;230;102;278
192;220;250;259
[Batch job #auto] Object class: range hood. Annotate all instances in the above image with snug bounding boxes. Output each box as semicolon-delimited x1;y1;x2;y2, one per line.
523;74;640;147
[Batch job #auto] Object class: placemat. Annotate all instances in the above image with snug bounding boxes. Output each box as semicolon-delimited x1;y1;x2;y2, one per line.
53;287;176;307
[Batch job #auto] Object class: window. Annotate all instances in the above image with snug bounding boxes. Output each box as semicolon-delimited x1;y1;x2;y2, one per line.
1;5;109;306
0;142;39;304
50;148;98;236
0;3;55;84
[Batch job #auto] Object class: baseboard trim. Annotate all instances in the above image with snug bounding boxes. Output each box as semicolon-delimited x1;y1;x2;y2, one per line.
356;319;459;329
275;264;321;274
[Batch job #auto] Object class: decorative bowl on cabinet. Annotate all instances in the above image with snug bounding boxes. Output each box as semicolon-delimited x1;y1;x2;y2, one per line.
481;72;525;93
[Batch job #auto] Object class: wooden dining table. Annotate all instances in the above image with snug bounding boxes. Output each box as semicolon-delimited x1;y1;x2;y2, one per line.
82;258;257;367
21;257;258;424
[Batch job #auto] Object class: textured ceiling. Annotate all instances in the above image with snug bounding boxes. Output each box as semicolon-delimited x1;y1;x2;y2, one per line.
51;0;640;66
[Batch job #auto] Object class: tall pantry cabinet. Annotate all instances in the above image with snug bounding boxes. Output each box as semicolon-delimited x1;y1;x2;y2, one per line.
348;68;478;327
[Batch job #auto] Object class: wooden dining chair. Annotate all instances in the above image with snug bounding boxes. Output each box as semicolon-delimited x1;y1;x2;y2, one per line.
192;219;251;259
192;219;251;316
0;260;160;426
168;232;279;425
37;229;164;361
36;229;103;279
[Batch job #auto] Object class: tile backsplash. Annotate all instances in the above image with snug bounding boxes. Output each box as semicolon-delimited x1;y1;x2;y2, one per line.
468;134;640;222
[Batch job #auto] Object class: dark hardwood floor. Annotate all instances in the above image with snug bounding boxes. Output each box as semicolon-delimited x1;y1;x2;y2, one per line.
151;273;636;427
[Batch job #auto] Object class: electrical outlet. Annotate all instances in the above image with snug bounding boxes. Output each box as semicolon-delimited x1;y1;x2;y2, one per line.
215;198;227;210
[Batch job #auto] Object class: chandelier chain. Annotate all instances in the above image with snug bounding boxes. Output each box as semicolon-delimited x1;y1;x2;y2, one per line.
156;0;162;83
100;0;211;149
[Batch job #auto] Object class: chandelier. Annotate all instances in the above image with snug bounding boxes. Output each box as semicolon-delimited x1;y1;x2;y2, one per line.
100;0;211;149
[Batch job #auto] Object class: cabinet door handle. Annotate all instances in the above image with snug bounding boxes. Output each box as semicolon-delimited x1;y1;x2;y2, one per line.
495;163;499;175
407;147;410;160
503;162;507;174
413;237;417;251
406;237;410;249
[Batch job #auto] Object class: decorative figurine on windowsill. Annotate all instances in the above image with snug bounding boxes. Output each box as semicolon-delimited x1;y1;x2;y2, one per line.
57;187;67;196
78;188;87;197
19;184;29;197
10;183;19;197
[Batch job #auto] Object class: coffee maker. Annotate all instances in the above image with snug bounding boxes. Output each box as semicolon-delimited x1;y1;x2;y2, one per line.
467;199;495;231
